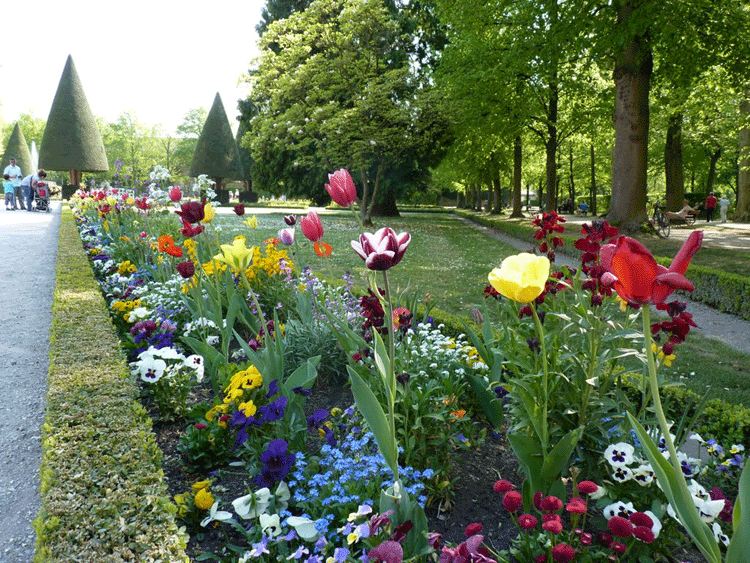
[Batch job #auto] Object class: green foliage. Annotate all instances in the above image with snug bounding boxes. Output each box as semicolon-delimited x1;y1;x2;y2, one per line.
178;418;235;473
35;206;187;562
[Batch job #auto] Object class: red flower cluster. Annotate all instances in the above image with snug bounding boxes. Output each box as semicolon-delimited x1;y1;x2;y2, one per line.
575;221;619;305
651;300;697;355
532;211;566;262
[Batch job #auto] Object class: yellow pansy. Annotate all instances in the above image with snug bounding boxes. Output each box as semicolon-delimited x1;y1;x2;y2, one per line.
213;236;255;272
194;488;214;510
192;480;211;492
488;253;550;303
238;401;257;417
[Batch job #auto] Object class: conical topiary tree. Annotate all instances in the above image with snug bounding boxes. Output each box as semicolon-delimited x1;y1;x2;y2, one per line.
1;123;33;177
190;93;244;189
39;54;109;187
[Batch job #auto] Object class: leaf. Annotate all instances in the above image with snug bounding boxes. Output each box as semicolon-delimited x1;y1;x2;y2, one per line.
726;462;750;562
372;329;391;391
627;413;721;563
284;356;320;392
348;366;398;475
507;432;543;492
540;427;583;484
465;373;503;430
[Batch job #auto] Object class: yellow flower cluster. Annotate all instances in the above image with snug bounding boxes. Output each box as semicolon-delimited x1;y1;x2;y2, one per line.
244;244;292;283
651;343;677;367
117;260;137;275
111;298;141;315
205;366;264;426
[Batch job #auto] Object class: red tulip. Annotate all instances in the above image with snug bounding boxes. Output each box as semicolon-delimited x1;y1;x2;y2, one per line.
175;201;205;224
300;210;324;242
234;204;245;216
351;227;410;271
325;169;357;207
600;231;702;305
169;186;182;202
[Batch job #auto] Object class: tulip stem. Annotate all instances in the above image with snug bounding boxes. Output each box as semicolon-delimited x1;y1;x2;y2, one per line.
382;270;398;483
531;304;549;453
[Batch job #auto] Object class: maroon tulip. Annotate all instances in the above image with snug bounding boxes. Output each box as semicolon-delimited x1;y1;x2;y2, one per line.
351;227;410;271
600;231;702;305
300;210;324;242
234;204;245;216
177;261;195;278
325;168;357;207
284;214;296;226
175;201;204;224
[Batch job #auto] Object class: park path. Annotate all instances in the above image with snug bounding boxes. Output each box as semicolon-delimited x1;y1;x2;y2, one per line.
459;214;750;356
0;204;60;563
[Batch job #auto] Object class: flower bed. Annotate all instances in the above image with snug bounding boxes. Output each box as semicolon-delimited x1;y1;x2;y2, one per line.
52;168;750;563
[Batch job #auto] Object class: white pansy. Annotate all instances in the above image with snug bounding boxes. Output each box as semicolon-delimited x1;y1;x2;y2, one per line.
604;443;635;466
233;487;272;519
286;516;318;541
201;501;233;527
645;510;662;538
184;355;205;382
259;513;282;537
712;522;730;545
603;500;635;520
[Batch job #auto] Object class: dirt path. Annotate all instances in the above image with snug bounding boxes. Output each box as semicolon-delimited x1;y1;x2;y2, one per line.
0;204;60;563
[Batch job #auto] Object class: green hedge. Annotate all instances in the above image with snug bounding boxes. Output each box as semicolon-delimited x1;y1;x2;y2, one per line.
453;208;750;321
34;206;188;562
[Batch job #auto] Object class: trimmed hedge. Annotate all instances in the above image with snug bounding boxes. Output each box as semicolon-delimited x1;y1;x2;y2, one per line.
34;206;187;562
453;208;750;321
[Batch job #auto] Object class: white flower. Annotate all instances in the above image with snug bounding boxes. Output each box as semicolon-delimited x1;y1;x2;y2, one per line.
133;355;167;383
286;516;318;541
589;483;607;500
233;487;272;519
259;513;281;537
147;346;185;361
713;522;730;545
347;505;373;522
604;443;635;466
611;465;634;483
206;335;220;346
128;307;151;322
184;355;205;382
645;510;662;538
632;464;655;486
603;501;635;520
696;497;726;523
201;501;232;527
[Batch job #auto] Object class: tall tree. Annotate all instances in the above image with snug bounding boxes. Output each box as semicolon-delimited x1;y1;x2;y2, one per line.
248;0;444;223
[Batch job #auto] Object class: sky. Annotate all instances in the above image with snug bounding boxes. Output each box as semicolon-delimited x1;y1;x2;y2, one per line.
0;0;266;134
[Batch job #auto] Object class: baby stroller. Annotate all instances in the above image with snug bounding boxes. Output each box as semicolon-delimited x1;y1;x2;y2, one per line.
34;182;50;212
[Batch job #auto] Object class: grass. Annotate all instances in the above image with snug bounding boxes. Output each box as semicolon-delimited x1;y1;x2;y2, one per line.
220;210;518;316
215;208;750;409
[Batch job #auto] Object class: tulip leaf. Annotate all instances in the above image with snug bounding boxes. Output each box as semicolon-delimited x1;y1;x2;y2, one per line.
465;373;503;430
283;356;320;392
372;329;391;391
507;432;543;493
627;413;721;563
540;426;583;484
726;462;750;562
348;366;398;476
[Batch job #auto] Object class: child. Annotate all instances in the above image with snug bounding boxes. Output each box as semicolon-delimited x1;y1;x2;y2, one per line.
3;174;15;210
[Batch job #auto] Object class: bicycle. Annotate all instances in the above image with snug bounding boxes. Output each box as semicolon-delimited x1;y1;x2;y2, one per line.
651;202;670;238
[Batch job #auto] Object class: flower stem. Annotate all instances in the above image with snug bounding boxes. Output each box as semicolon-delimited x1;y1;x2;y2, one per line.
382;270;399;483
531;304;549;453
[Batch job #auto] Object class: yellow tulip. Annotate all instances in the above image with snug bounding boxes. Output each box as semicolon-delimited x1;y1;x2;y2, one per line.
213;236;255;272
202;202;215;223
488;253;550;303
245;215;258;229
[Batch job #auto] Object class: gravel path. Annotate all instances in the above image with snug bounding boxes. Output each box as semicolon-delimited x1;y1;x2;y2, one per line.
0;204;60;563
460;216;750;356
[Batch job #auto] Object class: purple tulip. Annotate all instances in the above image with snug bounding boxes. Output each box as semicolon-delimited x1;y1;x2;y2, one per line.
351;227;410;271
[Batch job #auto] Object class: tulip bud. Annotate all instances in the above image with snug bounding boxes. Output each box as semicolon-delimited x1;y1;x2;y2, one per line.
168;186;182;202
284;214;296;226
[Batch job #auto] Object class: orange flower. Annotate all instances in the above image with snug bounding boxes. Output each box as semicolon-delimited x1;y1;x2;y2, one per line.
166;245;184;258
263;237;280;246
451;409;467;421
314;241;332;257
158;234;175;252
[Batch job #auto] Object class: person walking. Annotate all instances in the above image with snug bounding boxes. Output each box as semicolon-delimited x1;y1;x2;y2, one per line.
719;194;730;223
705;192;718;222
2;157;23;210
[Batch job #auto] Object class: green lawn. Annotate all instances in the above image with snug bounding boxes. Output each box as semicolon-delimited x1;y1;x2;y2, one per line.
218;209;750;408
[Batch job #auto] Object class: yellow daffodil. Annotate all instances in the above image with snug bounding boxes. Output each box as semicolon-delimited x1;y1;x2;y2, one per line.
245;215;258;229
213;236;255;272
488;253;550;303
202;202;215;223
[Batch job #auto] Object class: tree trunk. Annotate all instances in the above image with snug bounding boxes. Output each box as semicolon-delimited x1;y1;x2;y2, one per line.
492;174;502;214
705;148;721;195
590;144;598;215
371;188;400;217
738;97;750;220
511;135;524;218
537;178;544;212
608;1;652;232
568;144;575;204
664;113;685;211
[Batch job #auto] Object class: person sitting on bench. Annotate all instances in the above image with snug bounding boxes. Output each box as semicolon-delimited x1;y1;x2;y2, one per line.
666;200;697;222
